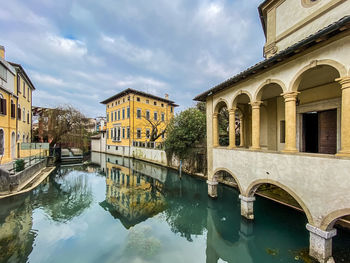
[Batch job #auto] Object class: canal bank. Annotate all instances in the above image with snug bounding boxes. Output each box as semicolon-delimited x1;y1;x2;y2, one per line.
1;153;349;263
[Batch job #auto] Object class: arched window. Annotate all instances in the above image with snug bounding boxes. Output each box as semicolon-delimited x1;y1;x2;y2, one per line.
23;107;25;122
17;132;20;141
302;0;319;7
0;129;4;155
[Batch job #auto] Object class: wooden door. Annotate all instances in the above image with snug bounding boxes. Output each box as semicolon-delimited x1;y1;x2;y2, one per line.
318;109;337;154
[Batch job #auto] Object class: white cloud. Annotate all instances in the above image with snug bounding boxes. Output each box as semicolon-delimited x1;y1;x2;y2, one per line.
30;71;66;86
46;35;87;57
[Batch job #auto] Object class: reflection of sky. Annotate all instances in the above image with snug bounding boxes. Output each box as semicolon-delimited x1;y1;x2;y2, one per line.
27;170;207;263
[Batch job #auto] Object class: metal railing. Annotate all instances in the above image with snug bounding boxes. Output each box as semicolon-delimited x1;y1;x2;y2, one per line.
132;140;164;150
9;154;46;175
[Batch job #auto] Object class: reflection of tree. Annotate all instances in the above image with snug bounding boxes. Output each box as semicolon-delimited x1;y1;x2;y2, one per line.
163;175;207;242
36;171;93;223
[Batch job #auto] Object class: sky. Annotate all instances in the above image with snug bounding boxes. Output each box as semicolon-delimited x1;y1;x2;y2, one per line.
0;0;265;117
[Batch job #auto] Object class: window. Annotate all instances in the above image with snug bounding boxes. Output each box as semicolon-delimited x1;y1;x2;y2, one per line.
107;113;109;122
27;87;30;101
112;103;114;107
123;98;125;103
0;94;6;115
107;130;109;139
136;129;142;139
171;107;173;113
118;110;120;120
111;112;113;122
23;108;25;122
161;113;165;122
111;128;114;139
122;108;125;119
127;127;130;139
23;82;26;97
146;110;150;120
122;128;125;139
114;111;117;121
154;112;158;121
146;129;150;139
161;130;165;139
154;101;157;106
127;107;130;118
0;129;3;155
137;97;140;102
0;64;7;82
10;100;15;118
137;109;141;119
27;111;30;124
118;100;120;105
17;105;21;120
17;75;20;93
146;99;149;104
23;134;25;142
161;103;164;107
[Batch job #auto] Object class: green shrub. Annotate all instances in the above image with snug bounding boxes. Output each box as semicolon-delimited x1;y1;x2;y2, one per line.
15;159;25;172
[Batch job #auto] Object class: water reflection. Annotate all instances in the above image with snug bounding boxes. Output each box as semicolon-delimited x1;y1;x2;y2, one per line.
100;155;166;229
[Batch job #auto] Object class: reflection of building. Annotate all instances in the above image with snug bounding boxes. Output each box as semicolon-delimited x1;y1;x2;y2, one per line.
100;155;166;228
101;88;178;147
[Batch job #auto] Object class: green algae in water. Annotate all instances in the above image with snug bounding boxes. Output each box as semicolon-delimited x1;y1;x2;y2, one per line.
124;225;161;258
266;248;279;256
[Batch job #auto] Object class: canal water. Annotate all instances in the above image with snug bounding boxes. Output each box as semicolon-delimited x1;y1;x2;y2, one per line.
0;152;349;263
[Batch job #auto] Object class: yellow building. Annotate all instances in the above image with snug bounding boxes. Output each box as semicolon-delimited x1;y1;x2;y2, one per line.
101;88;177;148
0;46;18;164
9;62;35;145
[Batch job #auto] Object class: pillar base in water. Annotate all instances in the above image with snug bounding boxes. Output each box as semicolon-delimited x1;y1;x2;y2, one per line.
207;180;218;198
239;195;255;220
306;224;337;263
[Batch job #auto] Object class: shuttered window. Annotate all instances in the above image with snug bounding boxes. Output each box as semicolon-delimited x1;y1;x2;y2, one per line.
0;130;4;155
11;100;15;118
0;98;7;115
18;106;21;120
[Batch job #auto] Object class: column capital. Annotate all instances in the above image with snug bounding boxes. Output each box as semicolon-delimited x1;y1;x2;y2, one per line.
336;76;350;90
229;108;237;114
207;180;218;186
306;224;337;239
213;112;219;118
282;91;300;101
250;101;262;109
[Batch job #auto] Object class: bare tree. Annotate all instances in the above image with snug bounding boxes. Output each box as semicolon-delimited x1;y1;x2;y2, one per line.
142;114;167;142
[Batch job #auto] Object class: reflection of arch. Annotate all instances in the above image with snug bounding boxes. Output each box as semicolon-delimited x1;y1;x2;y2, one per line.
213;168;243;194
231;90;252;108
290;59;347;92
320;208;350;231
245;179;314;225
214;99;229;113
254;79;286;101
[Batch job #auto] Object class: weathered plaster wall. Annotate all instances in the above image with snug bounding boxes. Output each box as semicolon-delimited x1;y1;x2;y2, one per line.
212;148;350;228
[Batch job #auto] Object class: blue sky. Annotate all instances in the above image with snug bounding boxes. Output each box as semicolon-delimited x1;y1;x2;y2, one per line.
0;0;265;117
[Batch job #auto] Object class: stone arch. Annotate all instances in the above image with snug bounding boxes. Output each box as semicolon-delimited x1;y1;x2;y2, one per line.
290;59;347;92
214;99;229;113
254;79;287;101
213;168;243;194
320;208;350;231
231;90;252;108
245;179;314;225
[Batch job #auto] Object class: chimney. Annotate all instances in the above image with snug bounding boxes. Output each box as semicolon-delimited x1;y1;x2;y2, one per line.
165;94;169;100
0;46;4;59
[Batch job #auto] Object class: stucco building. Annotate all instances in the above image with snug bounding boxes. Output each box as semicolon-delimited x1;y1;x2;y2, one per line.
194;1;350;262
101;88;177;148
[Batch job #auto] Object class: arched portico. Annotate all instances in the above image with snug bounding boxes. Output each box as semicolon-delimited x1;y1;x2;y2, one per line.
231;91;252;149
286;60;350;156
254;80;286;151
213;99;229;147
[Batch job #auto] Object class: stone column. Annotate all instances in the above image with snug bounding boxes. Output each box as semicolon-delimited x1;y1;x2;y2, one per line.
239;195;255;220
213;113;219;147
207;180;218;198
239;115;244;147
337;77;350;157
283;92;299;152
306;224;337;263
251;101;262;150
229;108;236;149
